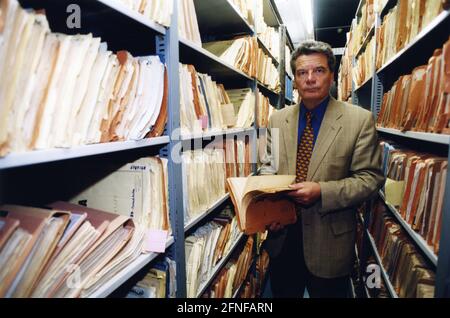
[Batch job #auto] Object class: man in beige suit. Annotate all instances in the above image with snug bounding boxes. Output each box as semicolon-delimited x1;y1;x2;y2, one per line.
261;41;385;298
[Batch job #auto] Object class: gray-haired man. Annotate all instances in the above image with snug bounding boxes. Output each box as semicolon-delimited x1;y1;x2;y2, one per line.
261;40;385;298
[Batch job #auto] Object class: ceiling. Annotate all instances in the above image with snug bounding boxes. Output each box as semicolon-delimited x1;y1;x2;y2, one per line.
273;0;314;47
312;0;359;48
274;0;359;49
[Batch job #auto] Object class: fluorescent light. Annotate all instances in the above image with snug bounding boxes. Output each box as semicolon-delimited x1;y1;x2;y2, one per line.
274;0;315;46
303;0;314;35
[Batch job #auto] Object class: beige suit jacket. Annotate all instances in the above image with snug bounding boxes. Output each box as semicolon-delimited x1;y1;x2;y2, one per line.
260;97;385;278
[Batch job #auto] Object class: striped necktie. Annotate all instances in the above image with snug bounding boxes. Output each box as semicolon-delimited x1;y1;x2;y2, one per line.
296;111;314;183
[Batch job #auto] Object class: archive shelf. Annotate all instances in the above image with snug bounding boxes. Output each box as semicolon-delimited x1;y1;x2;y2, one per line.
379;0;397;18
89;236;175;298
3;0;177;299
345;1;450;298
262;0;280;28
193;0;254;38
354;76;372;93
96;0;167;34
195;233;246;298
19;0;166;55
257;81;281;100
366;230;399;298
176;0;292;298
376;10;450;76
353;10;450;98
257;36;280;67
180;127;256;142
354;24;375;58
0;137;170;170
184;193;231;233
179;38;254;85
379;191;438;266
20;0;166;34
231;251;258;298
354;245;370;298
354;0;365;18
1;0;294;299
377;127;450;146
285;97;295;106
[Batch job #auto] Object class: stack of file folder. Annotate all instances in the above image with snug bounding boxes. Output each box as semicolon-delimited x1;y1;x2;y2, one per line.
370;201;436;298
0;0;168;157
380;141;447;254
256;92;277;128
377;37;450;134
0;202;150;298
376;0;444;70
185;209;241;298
203;236;254;298
118;0;173;26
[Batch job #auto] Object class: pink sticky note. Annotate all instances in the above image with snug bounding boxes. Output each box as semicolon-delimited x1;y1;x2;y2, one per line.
200;115;208;129
145;230;168;253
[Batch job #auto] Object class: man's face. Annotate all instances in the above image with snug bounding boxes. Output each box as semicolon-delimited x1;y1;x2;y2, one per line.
294;53;334;104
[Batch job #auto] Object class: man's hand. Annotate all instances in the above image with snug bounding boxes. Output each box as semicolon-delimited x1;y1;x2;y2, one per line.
265;183;321;233
286;182;321;206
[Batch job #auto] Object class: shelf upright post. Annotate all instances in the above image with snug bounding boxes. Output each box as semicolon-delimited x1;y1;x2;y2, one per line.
350;19;359;106
370;12;381;117
278;25;287;110
359;199;372;297
435;146;450;298
158;0;187;298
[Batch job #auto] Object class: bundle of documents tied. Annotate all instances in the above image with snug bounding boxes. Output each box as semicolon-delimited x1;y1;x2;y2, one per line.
227;175;298;235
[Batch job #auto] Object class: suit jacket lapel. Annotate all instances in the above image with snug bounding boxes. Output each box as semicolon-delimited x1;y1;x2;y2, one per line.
284;104;300;175
308;98;343;180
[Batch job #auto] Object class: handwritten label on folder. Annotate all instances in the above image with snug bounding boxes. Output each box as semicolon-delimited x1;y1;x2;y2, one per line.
145;230;168;253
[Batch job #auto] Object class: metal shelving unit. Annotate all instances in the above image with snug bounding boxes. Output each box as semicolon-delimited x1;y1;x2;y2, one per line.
195;233;245;298
285;96;295;106
354;0;365;18
377;127;450;145
355;24;375;58
377;10;450;75
257;81;280;100
179;38;254;85
379;0;397;18
347;0;450;298
184;194;231;232
96;0;167;34
0;137;170;170
193;0;254;38
231;252;258;298
23;0;166;35
3;0;295;299
180;128;255;142
379;191;438;266
354;76;373;93
19;0;167;55
354;244;371;298
353;10;450;109
257;36;280;67
89;237;175;298
366;231;399;298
